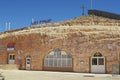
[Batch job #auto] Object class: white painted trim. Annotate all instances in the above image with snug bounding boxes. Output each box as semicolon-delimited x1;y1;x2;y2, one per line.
91;57;105;73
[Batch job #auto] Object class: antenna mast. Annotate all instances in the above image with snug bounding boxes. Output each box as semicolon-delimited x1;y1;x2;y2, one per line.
6;22;11;31
6;22;8;31
32;18;34;23
8;22;11;30
81;5;86;15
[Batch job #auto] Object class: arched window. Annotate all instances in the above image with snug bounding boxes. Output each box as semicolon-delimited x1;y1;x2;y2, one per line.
92;52;104;65
44;48;72;67
91;52;105;73
93;52;103;57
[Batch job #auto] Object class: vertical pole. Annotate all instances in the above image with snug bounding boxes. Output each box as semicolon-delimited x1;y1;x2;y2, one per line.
91;0;93;9
31;18;34;25
5;22;8;31
81;5;86;15
8;22;11;30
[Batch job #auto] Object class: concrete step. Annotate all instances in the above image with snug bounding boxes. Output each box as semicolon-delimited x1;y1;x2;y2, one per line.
0;64;18;70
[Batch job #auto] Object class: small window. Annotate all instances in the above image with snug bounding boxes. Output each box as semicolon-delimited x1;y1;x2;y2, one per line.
9;54;15;60
26;59;30;64
98;58;104;65
92;58;97;65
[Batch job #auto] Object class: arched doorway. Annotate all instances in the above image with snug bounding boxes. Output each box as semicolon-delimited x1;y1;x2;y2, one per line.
26;55;31;70
91;52;105;73
43;48;73;71
8;54;15;64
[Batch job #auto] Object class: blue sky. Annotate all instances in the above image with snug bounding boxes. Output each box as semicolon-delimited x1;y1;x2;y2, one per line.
0;0;120;32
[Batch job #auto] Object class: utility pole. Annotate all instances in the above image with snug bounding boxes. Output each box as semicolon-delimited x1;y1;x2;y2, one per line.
81;5;86;15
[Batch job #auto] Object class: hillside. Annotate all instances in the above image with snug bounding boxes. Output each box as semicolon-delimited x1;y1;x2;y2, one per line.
0;15;120;42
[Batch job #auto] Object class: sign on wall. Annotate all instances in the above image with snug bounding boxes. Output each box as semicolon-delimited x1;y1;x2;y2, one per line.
7;43;15;51
31;19;52;25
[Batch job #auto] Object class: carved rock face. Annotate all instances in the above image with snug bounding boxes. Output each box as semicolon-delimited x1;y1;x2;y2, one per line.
0;15;120;73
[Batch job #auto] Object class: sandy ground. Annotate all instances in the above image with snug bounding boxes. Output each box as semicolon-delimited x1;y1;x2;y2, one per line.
0;70;120;80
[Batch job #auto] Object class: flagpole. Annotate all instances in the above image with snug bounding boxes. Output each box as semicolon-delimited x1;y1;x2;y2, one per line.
91;0;93;9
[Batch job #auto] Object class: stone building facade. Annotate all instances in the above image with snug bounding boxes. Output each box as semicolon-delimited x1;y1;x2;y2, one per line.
0;15;120;74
